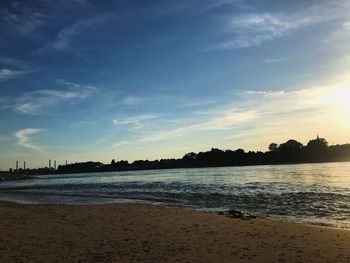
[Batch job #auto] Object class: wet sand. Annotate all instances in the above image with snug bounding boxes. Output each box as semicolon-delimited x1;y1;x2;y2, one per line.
0;202;350;262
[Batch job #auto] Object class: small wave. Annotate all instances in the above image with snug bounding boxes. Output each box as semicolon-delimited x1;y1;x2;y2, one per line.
1;164;350;228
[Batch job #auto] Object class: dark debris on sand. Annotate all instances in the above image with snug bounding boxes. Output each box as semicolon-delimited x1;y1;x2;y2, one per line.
218;209;259;220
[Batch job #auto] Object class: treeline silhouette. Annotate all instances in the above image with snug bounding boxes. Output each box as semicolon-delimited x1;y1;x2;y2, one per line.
27;136;349;175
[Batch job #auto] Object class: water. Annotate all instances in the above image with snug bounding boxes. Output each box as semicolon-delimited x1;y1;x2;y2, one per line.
0;162;350;229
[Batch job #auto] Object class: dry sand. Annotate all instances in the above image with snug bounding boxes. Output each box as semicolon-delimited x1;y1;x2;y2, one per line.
0;202;350;262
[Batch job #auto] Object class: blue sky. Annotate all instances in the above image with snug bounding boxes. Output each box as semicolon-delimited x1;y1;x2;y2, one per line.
1;0;350;170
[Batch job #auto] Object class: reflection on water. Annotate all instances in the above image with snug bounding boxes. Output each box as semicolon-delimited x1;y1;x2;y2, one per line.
0;162;350;228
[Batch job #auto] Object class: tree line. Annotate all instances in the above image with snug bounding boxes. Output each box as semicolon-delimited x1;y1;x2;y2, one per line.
35;136;350;175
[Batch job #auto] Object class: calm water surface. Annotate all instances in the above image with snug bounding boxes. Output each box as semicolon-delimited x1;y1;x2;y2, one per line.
0;162;350;228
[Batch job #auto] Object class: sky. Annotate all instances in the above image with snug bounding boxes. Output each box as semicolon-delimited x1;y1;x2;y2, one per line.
1;0;350;170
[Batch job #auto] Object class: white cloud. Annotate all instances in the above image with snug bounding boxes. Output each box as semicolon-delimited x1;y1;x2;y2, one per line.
0;57;31;69
14;128;43;151
244;90;285;96
50;15;110;50
207;2;350;50
198;0;248;13
112;141;130;148
264;58;286;63
0;68;36;82
0;6;44;35
0;57;38;81
109;77;350;150
209;13;316;50
112;114;160;129
15;90;92;114
138;110;256;143
56;79;83;88
121;95;142;106
11;80;95;114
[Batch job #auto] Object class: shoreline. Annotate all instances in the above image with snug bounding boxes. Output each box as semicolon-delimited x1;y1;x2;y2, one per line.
1;202;350;262
1;198;349;231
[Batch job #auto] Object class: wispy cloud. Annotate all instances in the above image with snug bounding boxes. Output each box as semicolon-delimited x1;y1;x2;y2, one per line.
138;110;256;143
111;108;256;147
16;90;93;115
264;58;286;63
208;13;316;50
121;95;143;106
48;15;110;51
112;114;160;129
197;0;250;13
0;0;97;45
112;140;130;148
0;57;38;81
0;3;44;35
0;57;31;69
110;77;350;150
0;68;37;82
56;79;95;90
244;90;285;96
6;80;96;114
14;128;43;151
207;2;350;50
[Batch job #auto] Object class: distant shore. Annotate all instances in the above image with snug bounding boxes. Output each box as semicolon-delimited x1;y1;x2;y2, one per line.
9;136;350;176
0;202;349;262
10;159;350;178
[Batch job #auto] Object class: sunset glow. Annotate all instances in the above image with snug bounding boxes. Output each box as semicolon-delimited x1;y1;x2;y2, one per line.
333;87;350;114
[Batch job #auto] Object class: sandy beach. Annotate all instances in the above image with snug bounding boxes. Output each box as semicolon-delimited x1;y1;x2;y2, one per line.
0;202;349;262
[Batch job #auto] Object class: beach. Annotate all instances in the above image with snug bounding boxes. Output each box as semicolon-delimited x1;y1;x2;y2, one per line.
0;202;349;262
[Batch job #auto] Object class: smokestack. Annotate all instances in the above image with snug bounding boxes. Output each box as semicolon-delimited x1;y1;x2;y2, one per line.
49;159;51;169
16;160;18;171
24;161;26;170
66;160;67;165
54;160;56;170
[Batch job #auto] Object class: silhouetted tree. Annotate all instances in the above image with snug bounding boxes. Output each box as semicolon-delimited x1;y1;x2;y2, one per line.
235;149;245;155
275;139;304;162
268;143;278;152
307;136;328;150
278;139;303;151
182;152;197;161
